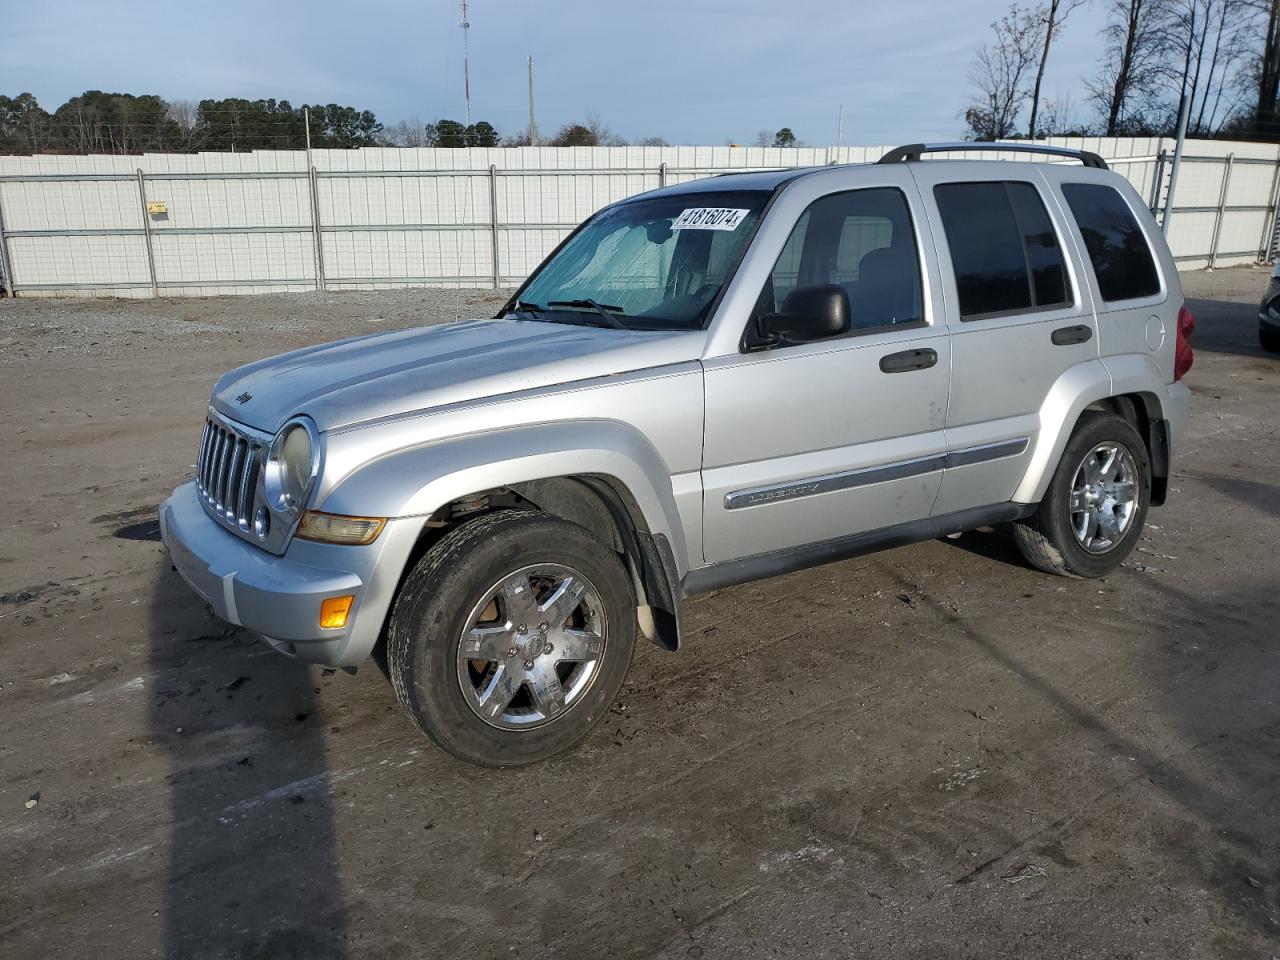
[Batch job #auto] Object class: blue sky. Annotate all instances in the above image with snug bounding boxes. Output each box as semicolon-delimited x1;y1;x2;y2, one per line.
1;0;1113;145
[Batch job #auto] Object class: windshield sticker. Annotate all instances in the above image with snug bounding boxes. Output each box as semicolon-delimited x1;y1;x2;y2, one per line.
671;207;750;231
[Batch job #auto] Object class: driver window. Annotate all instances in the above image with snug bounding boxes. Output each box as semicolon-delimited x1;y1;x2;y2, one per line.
758;187;924;333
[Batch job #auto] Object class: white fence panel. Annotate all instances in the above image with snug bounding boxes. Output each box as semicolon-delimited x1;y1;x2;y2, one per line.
1;137;1277;297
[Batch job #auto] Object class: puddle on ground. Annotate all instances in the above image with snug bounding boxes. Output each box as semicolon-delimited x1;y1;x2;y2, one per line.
113;519;162;541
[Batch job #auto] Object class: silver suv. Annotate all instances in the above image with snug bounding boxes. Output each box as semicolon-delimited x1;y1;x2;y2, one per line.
161;143;1194;766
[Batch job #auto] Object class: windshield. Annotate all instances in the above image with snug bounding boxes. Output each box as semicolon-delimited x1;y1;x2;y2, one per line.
510;190;770;329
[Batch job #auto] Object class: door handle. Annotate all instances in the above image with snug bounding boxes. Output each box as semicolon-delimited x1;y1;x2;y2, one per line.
1051;324;1093;346
879;348;938;373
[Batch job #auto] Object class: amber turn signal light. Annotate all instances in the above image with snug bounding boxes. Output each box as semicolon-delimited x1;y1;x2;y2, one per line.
295;511;386;545
319;594;355;629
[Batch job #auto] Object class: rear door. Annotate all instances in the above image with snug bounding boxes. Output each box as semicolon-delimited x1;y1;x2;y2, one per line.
699;169;951;564
1045;170;1175;381
908;164;1100;515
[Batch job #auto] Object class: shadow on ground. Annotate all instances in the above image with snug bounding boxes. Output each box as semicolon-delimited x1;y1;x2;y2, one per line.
147;560;349;960
1186;296;1274;361
891;540;1280;942
1177;472;1280;521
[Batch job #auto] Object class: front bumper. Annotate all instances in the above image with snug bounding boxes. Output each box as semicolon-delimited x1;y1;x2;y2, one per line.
160;482;417;666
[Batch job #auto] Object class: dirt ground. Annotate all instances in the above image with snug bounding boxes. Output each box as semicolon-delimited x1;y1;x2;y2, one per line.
1;268;1278;960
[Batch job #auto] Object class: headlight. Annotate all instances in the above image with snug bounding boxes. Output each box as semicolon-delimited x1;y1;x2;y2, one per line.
264;417;319;515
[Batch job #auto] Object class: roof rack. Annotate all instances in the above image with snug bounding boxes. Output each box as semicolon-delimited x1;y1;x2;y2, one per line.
878;142;1108;170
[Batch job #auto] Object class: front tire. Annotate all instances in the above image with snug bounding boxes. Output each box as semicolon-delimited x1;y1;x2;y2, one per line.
1013;412;1151;578
387;511;636;767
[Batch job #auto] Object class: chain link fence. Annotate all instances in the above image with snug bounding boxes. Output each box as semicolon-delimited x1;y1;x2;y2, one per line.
0;138;1276;298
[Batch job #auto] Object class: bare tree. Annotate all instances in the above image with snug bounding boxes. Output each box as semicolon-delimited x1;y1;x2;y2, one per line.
1037;91;1080;134
1028;0;1088;137
1204;1;1256;130
752;129;772;147
1087;0;1172;135
583;111;627;146
62;100;106;153
1251;0;1280;128
167;99;198;151
1169;0;1254;134
382;116;436;147
964;3;1047;140
1170;0;1210;116
1201;1;1265;132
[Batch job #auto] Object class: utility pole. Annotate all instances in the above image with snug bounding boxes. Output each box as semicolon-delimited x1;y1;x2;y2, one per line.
527;55;538;146
835;105;844;150
460;0;472;126
1163;93;1190;236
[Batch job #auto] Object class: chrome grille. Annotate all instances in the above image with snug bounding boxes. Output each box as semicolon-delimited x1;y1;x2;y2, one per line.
195;414;264;532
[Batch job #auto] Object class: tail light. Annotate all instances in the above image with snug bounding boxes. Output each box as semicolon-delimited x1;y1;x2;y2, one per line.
1174;305;1195;381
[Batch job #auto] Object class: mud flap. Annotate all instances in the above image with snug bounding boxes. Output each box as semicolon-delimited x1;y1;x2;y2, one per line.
1148;418;1171;506
636;532;682;651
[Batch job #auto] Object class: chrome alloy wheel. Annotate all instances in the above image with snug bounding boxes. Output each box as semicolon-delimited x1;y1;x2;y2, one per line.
456;563;607;730
1069;441;1139;553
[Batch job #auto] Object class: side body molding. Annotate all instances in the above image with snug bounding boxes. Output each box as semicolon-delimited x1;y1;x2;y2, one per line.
317;419;693;579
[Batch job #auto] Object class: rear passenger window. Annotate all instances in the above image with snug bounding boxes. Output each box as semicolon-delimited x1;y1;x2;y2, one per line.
760;187;923;332
934;181;1071;320
1061;183;1160;302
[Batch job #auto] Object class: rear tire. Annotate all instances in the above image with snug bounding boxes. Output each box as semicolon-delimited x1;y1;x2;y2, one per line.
1260;328;1280;353
1013;412;1150;578
387;511;636;767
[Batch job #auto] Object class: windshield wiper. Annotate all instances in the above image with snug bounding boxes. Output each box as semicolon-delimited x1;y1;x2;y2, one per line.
509;299;543;320
546;299;628;330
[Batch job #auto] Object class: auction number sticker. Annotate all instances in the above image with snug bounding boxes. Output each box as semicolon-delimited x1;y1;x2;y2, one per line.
671;207;750;231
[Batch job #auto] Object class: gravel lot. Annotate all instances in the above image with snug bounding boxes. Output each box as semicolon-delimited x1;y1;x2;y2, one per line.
0;287;509;362
1;268;1278;959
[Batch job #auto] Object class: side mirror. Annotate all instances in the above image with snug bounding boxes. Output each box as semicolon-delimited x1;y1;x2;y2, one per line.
755;284;851;347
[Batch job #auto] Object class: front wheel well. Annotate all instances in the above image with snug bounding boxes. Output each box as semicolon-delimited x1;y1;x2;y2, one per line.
394;476;681;652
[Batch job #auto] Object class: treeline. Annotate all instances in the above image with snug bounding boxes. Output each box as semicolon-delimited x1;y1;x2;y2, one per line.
387;112;669;148
0;91;672;155
0;92;390;154
964;0;1280;142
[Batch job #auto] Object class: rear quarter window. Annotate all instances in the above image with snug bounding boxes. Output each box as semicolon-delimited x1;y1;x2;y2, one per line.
1060;183;1160;303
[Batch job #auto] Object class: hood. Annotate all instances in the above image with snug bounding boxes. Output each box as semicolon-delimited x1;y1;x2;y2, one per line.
211;318;703;432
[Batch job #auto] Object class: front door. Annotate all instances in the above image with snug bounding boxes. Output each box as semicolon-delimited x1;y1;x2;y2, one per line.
700;178;951;565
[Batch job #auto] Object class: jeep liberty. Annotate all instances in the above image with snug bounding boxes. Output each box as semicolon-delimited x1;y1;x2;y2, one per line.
161;143;1194;766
